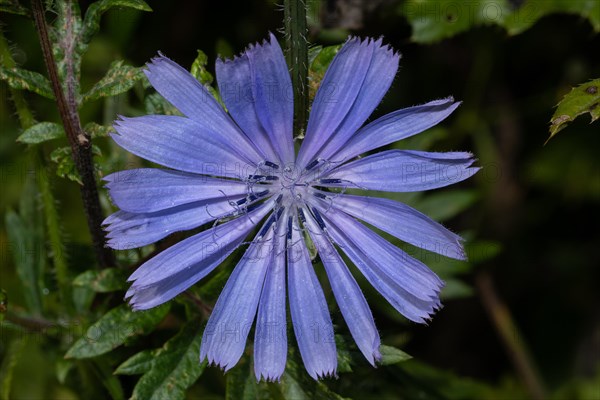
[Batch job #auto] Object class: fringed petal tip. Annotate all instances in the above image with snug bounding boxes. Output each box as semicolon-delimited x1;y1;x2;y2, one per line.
144;51;170;74
218;31;280;65
254;370;284;383
310;367;338;381
344;35;401;60
199;354;239;373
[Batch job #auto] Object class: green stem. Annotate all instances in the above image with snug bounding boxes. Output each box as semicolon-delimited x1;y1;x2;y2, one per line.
38;154;73;313
476;272;547;400
31;0;114;269
284;0;309;138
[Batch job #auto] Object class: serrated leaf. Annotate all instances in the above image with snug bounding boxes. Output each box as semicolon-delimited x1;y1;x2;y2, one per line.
0;0;29;16
82;60;145;103
50;145;102;184
548;78;600;141
81;0;152;44
83;122;114;138
414;190;479;222
0;66;54;99
190;50;212;85
379;345;412;365
65;303;169;359
401;0;599;43
17;122;65;144
130;319;204;400
115;349;156;375
72;268;128;293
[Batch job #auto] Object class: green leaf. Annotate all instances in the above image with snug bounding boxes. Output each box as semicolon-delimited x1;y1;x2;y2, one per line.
72;268;128;293
414;190;479;222
190;49;221;102
225;357;258;400
91;359;125;400
0;337;26;400
465;240;502;264
0;66;54;99
335;339;354;374
115;350;156;375
84;122;114;138
309;45;341;76
17;122;64;144
50;145;102;184
55;359;74;384
504;0;600;35
308;45;342;103
130;319;205;400
0;0;29;16
440;279;474;300
81;0;152;44
190;50;212;85
548;78;600;141
144;92;180;115
379;345;412;365
400;0;600;43
82;60;145;103
4;178;45;315
65;304;169;359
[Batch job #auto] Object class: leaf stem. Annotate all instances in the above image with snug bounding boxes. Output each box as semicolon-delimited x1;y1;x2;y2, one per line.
284;0;309;138
31;0;114;268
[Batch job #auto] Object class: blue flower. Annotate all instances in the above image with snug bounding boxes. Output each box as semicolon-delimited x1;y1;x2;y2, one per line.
104;33;478;381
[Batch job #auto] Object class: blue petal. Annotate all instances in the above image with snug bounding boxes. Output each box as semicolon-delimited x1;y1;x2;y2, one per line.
254;221;287;381
124;201;273;310
104;168;248;213
112;115;256;178
104;196;249;250
303;207;381;365
288;215;337;379
245;33;294;164
321;150;479;192
315;206;443;323
324;193;466;260
333;98;460;162
216;51;278;163
300;38;399;166
297;37;373;167
199;225;275;371
297;38;398;167
144;55;263;163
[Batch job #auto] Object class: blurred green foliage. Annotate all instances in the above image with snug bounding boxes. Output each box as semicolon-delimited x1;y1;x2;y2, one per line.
1;0;599;399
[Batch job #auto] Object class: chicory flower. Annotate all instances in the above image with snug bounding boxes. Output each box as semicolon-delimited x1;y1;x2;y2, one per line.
104;33;478;380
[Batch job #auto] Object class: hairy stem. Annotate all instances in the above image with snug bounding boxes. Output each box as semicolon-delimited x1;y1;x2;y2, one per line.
31;0;114;268
284;0;308;138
